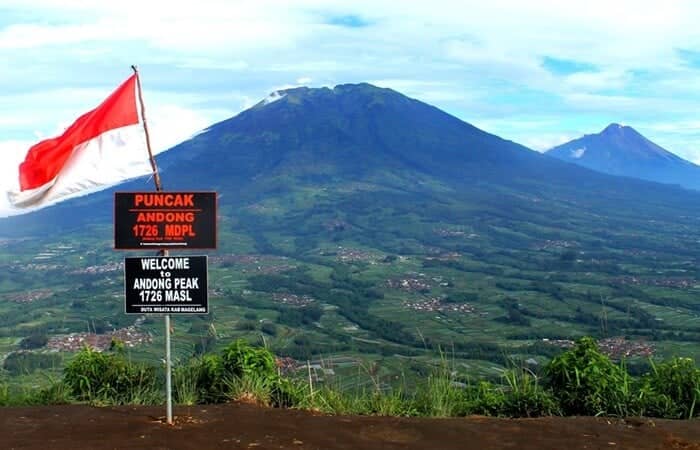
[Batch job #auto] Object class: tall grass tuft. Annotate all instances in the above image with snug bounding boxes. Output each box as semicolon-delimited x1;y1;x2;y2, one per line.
636;357;700;419
224;374;275;406
500;369;560;417
25;375;74;405
173;361;201;406
0;382;9;406
414;355;465;417
63;346;159;405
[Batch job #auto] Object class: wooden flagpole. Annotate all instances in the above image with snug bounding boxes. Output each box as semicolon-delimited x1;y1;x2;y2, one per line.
131;65;162;193
131;65;173;425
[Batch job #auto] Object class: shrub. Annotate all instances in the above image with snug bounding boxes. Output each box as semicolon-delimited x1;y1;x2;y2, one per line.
63;347;159;405
173;340;279;404
545;337;631;416
19;334;48;350
183;353;226;403
26;378;73;405
462;381;504;416
223;365;307;409
221;339;276;379
637;357;700;419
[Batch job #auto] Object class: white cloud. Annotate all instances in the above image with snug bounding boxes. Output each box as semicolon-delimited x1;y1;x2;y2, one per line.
146;104;231;154
3;0;700;215
571;148;586;159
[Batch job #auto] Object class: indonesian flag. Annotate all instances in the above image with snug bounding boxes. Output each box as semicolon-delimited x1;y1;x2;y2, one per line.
7;74;153;209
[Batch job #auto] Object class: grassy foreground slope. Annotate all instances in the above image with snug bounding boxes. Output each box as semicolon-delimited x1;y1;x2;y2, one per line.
5;337;700;423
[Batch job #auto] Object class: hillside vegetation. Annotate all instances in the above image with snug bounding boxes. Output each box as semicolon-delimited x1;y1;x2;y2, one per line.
4;337;700;421
2;84;700;389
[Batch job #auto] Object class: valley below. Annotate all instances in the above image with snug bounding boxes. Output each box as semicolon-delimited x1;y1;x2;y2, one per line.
2;83;700;410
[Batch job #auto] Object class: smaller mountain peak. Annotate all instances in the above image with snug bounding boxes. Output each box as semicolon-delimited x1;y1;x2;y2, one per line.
599;123;646;141
602;123;625;133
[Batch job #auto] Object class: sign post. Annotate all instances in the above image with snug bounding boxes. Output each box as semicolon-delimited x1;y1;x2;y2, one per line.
165;313;172;424
116;66;217;425
115;191;215;423
124;255;209;426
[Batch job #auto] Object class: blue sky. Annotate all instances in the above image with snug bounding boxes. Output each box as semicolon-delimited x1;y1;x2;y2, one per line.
2;0;700;215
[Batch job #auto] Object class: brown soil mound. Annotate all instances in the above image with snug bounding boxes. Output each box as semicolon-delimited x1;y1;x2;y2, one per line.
2;403;700;449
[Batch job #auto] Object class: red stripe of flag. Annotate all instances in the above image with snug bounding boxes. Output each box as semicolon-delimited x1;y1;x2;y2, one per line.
19;74;139;191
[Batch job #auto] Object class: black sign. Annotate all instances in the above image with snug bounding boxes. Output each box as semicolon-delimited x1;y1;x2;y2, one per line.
124;256;208;314
114;192;217;250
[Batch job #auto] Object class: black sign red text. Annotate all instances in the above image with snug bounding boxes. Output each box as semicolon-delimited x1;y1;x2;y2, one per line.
114;192;217;249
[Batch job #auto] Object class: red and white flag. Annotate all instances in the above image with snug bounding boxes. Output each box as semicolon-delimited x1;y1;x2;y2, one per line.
8;74;153;209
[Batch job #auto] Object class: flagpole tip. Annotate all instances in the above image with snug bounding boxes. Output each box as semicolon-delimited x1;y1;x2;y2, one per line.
131;65;138;73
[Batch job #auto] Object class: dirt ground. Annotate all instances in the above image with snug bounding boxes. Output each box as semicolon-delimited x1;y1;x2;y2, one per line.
2;403;700;450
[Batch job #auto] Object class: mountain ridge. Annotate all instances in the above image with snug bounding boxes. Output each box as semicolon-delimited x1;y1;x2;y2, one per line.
1;83;699;236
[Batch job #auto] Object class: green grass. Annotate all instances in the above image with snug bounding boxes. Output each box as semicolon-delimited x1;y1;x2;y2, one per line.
4;337;700;421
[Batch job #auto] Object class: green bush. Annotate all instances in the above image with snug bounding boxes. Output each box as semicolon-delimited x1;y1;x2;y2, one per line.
221;372;302;408
637;357;700;419
462;381;505;416
545;337;631;416
25;379;73;405
19;334;48;350
173;340;279;404
221;339;276;379
179;353;226;404
500;369;560;417
63;347;159;405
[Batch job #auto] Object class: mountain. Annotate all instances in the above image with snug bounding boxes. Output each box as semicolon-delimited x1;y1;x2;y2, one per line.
1;84;691;236
154;83;563;189
546;123;700;189
4;83;700;373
